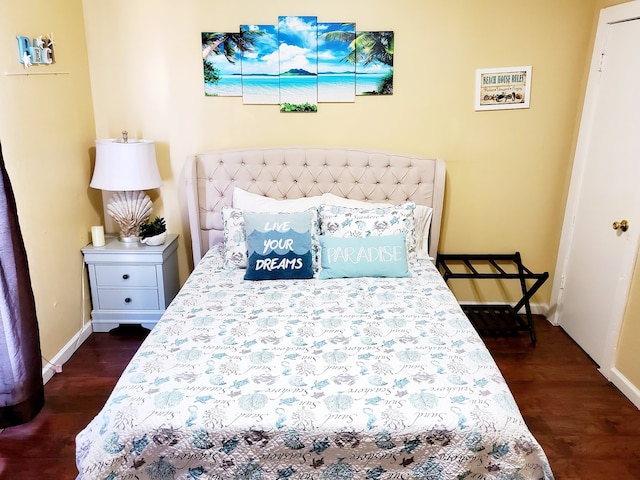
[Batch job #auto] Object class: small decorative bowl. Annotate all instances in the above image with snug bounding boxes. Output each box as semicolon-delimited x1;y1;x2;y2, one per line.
140;232;167;246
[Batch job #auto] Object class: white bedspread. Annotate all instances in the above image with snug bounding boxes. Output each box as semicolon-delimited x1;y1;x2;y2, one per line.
76;246;554;480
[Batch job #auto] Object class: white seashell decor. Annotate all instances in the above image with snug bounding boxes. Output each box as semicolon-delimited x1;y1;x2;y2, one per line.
106;190;153;238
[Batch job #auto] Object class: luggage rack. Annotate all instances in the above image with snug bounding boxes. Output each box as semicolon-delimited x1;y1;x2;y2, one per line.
436;252;549;344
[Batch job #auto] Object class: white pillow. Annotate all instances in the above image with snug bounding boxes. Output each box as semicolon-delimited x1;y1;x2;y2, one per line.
322;193;384;207
322;193;432;259
233;187;325;212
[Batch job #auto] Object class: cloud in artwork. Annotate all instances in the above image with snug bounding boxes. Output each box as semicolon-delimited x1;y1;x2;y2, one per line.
278;43;316;73
240;24;279;75
278;16;317;49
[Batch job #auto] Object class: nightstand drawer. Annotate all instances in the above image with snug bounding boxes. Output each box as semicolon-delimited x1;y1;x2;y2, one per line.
95;265;157;287
97;288;160;310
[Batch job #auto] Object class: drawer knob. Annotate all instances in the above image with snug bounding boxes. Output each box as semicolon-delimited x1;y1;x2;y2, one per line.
122;274;130;280
124;297;132;303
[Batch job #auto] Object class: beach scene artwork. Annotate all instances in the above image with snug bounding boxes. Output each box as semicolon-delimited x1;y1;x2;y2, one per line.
202;32;242;97
278;16;318;112
240;24;279;105
318;22;356;103
202;16;394;112
356;31;394;96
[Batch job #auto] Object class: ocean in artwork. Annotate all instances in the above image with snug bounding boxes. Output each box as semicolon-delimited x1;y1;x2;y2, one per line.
204;75;242;97
280;76;317;105
319;74;355;103
206;72;389;102
243;75;279;104
356;73;390;95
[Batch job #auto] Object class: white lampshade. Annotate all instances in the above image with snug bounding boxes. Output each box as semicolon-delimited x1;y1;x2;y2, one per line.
90;139;162;191
90;137;163;242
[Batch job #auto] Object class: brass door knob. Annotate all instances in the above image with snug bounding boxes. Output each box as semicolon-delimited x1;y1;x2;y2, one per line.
613;219;629;232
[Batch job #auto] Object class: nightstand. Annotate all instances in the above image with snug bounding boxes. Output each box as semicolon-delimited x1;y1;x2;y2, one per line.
82;234;180;332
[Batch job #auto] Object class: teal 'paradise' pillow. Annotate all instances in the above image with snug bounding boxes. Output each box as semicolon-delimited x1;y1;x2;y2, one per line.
318;234;410;279
243;210;315;280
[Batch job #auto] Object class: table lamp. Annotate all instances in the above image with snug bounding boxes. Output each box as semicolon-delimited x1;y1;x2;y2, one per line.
90;131;162;242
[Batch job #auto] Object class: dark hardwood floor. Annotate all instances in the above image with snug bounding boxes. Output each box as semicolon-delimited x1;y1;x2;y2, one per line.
483;318;640;479
0;317;638;479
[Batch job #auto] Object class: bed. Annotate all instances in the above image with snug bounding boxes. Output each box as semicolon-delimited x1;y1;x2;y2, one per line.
76;147;554;480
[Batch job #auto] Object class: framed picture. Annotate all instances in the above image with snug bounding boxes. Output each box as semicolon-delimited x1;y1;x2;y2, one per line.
475;66;532;111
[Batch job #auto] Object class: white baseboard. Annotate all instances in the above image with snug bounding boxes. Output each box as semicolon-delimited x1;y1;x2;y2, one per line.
527;303;548;316
609;368;640;410
42;322;93;385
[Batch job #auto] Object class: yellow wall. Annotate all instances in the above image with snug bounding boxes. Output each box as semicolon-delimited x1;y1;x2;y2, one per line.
0;0;97;363
82;0;597;291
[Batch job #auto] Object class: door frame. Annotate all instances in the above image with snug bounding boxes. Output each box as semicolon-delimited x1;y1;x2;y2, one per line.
550;0;640;379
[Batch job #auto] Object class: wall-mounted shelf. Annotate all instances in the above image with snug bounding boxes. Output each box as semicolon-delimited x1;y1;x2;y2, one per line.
4;71;69;77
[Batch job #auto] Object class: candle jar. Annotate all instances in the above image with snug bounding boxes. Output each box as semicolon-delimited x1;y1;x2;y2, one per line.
91;226;105;247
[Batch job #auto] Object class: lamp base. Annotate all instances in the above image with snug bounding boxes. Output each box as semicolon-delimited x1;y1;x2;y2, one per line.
106;190;153;240
118;235;140;243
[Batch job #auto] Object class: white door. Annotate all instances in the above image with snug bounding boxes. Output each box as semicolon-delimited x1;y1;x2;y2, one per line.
552;5;640;374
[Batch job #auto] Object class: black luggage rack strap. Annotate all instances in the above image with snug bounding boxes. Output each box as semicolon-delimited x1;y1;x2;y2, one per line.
435;252;549;344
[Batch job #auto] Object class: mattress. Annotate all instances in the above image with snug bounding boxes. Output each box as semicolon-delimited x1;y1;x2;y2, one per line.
76;246;554;479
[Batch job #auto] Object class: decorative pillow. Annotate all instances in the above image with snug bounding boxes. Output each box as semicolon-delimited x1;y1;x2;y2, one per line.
322;193;432;259
243;211;315;280
222;205;321;270
222;206;248;269
318;234;410;279
233;187;325;212
318;202;417;259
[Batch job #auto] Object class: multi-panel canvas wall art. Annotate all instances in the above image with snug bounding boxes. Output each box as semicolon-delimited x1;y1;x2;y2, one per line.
202;32;243;97
355;31;394;96
202;16;394;112
318;22;356;103
240;24;279;105
278;16;318;112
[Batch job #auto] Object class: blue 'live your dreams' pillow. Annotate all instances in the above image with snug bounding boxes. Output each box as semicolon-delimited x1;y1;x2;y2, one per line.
243;210;315;280
318;234;410;279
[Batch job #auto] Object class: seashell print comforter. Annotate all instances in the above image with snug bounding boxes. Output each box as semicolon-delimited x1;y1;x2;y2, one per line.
76;246;554;480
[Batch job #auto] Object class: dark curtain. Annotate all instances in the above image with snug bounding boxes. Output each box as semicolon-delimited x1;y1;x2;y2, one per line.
0;142;44;428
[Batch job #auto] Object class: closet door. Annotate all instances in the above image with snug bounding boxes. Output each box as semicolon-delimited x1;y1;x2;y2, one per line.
552;3;640;374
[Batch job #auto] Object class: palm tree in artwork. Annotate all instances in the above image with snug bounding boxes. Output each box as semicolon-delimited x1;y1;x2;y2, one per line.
201;32;264;62
355;31;394;68
202;31;265;88
323;30;394;94
323;30;394;68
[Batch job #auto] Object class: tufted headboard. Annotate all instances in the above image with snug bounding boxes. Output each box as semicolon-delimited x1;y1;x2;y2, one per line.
184;147;445;266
